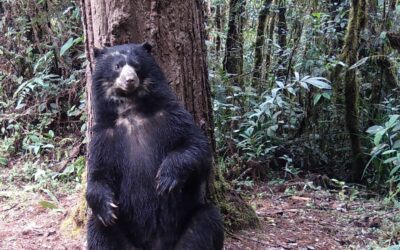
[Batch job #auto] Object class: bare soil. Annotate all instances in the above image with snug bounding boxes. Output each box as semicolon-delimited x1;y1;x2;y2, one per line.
224;182;399;249
0;179;398;249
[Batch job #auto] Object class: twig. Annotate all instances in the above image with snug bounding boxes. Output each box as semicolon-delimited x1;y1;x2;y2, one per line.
226;231;272;247
256;208;303;216
235;167;253;181
1;203;18;212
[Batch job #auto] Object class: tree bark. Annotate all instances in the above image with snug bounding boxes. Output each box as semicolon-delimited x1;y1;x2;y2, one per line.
276;0;287;79
252;0;273;87
215;4;222;58
264;0;277;79
341;0;367;182
223;0;246;85
63;0;257;235
81;0;215;146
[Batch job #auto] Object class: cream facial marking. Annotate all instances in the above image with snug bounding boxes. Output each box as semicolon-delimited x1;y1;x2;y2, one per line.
115;64;139;90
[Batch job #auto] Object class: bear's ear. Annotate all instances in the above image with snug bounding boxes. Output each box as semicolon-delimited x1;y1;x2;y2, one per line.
141;42;152;54
93;47;106;58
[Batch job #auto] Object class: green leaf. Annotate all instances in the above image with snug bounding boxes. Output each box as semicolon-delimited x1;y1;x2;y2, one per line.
0;156;7;166
386;245;400;250
349;57;369;70
294;72;300;81
380;31;387;40
304;77;332;89
33;145;40;155
299;81;309;91
276;81;284;88
382;150;397;155
33;77;45;87
322;92;331;100
371;143;388;155
29;134;41;143
245;127;254;136
60;38;74;56
374;130;386;146
42;189;59;203
366;125;384;134
39;200;58;210
13;80;32;98
393;140;400;149
287;87;296;95
271;88;280;98
48;130;55;138
385;115;400;129
389;165;400;176
384;157;399;164
313;94;322;105
311;12;321;19
60;37;84;56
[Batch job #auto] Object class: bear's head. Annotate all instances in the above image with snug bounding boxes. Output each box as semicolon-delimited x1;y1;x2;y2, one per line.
92;43;162;101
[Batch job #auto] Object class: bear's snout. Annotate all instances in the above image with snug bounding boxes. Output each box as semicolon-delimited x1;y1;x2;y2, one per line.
115;64;139;93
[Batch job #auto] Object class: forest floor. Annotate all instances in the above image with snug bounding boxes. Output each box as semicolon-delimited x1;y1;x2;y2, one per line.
0;171;399;250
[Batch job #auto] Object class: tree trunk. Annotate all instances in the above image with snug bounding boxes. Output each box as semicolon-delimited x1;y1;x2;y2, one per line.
341;0;367;182
264;0;277;79
215;4;222;58
223;0;246;86
252;0;272;87
63;0;257;235
276;0;287;79
81;0;215;145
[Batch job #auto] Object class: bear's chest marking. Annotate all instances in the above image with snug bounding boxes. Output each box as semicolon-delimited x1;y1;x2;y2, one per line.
115;116;146;136
115;111;167;137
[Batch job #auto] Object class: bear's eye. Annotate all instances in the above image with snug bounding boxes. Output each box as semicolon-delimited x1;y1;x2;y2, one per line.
114;64;121;71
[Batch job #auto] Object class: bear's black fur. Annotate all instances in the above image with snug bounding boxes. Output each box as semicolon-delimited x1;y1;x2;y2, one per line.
86;43;224;250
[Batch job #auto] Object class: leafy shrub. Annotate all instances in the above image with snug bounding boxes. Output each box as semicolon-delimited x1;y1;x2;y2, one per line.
0;0;85;174
366;115;400;203
212;69;331;176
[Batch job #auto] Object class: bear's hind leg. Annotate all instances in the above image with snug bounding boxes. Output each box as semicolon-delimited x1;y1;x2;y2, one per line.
87;214;128;250
174;204;224;250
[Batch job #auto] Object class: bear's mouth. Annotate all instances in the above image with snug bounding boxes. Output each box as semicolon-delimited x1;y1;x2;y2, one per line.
114;86;137;96
114;64;140;95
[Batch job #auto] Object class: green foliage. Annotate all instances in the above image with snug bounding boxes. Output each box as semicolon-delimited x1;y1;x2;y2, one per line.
212;64;331;174
209;0;400;203
366;115;400;203
55;156;85;182
0;0;85;182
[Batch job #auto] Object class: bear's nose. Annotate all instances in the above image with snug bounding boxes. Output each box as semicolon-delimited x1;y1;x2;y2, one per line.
126;78;135;85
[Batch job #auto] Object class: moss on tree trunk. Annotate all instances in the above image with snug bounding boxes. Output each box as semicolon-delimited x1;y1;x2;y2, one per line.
252;0;273;87
223;0;246;86
341;0;367;182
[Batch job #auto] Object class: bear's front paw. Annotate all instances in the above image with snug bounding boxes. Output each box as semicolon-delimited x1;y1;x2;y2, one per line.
156;167;181;195
87;190;119;227
95;200;119;227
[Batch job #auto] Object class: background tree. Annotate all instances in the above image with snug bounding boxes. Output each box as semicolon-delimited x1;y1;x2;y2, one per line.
264;0;277;76
276;0;287;78
252;0;272;87
340;0;367;181
223;0;246;85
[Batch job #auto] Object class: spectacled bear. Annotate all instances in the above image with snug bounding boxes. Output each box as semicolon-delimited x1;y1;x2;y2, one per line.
86;43;224;250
